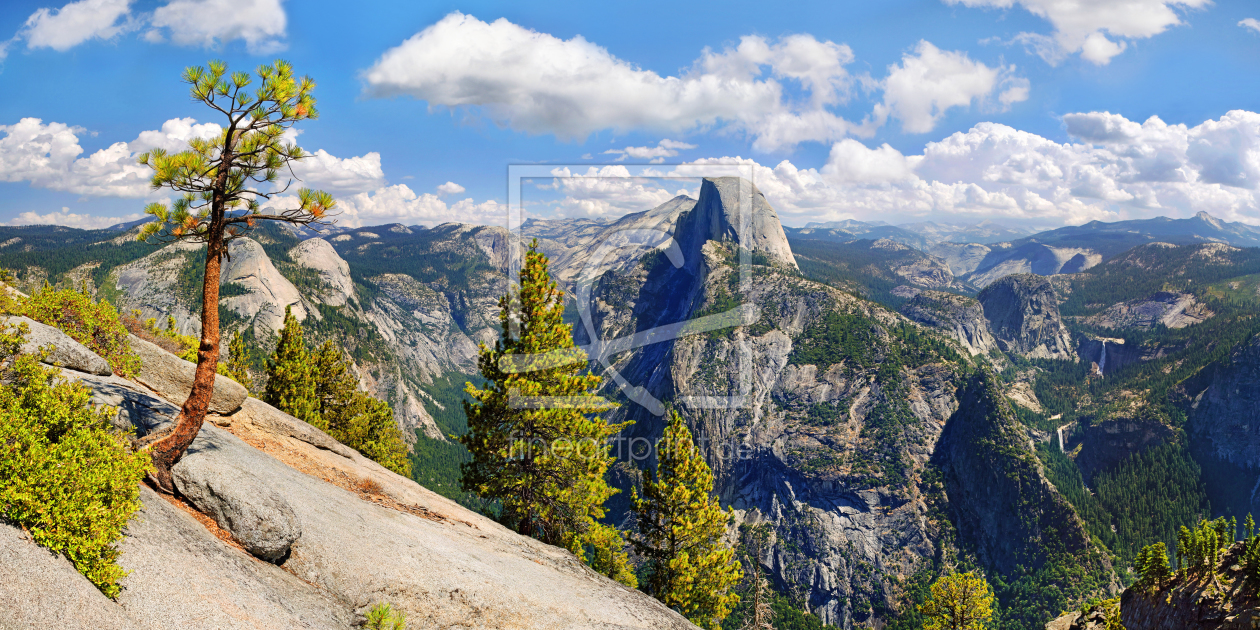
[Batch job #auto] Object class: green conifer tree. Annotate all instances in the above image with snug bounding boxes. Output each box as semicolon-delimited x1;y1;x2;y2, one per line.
920;571;995;630
309;340;411;477
632;410;742;629
226;330;253;391
264;305;318;427
460;241;634;586
1246;513;1255;541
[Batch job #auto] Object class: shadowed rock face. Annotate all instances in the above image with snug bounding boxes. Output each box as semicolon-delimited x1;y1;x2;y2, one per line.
1181;335;1260;471
899;291;997;356
674;177;798;270
978;274;1076;360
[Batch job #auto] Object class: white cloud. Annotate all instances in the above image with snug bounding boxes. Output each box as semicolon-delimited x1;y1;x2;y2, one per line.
267;184;505;228
821;139;916;183
362;13;868;151
604;139;698;162
147;0;286;53
8;207;146;229
649;110;1260;228
1241;18;1260;34
545;165;682;217
949;0;1211;65
289;149;385;193
20;0;134;52
437;181;465;195
0;117;378;199
875;41;1028;134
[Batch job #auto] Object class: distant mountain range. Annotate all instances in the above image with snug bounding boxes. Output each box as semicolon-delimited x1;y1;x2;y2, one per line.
796;218;1033;248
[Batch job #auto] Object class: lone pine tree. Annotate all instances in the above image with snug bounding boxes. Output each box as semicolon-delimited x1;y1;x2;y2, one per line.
135;59;336;492
460;241;634;586
919;571;994;630
632;410;742;630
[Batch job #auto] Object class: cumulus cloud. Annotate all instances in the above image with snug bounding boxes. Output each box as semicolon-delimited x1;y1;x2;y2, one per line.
0;116;382;200
1241;18;1260;34
876;41;1029;134
604;139;698;163
363;13;884;151
145;0;286;53
949;0;1211;65
263;184;505;228
633;110;1260;228
8;207;147;229
821;139;917;183
19;0;135;52
289;149;385;193
4;0;286;56
436;181;465;195
542;165;686;217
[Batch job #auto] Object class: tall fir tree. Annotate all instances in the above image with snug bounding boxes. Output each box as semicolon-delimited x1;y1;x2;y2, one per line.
264;305;319;427
226;330;253;391
311;341;411;477
460;241;635;586
632;410;742;629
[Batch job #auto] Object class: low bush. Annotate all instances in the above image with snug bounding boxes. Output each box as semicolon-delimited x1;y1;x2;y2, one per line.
0;320;151;598
365;601;406;630
20;285;141;377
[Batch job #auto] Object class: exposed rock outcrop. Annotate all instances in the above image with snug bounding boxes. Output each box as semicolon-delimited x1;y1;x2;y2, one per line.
870;239;955;288
1180;335;1260;470
220;238;309;336
171;431;303;562
128;335;248;414
3;345;700;629
289;238;356;307
1120;542;1260;629
674;177;798;270
5;315;111;375
1084;291;1213;330
899;290;998;356
978;274;1076;360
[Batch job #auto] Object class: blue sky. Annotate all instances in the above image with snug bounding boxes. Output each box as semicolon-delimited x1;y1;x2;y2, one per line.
0;0;1258;230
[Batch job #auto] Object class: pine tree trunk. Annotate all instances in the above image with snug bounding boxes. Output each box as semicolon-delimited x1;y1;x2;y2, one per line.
146;228;224;493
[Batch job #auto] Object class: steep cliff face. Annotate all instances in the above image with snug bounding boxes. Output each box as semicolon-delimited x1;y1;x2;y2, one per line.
936;372;1116;624
583;178;964;628
979;274;1077;360
899;290;998;356
1180;335;1260;469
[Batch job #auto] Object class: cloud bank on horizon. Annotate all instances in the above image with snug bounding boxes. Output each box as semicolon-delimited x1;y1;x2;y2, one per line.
0;0;1256;231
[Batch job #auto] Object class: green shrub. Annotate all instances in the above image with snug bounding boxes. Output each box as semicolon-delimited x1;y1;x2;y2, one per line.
0;320;151;598
365;601;406;629
20;285;141;377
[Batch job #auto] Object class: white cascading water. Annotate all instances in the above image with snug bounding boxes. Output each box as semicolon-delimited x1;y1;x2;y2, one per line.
1097;340;1107;377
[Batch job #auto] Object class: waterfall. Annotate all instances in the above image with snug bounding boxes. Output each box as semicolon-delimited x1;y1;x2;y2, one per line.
1097;340;1107;376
